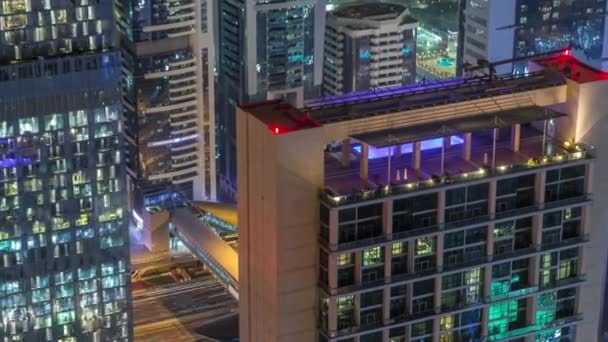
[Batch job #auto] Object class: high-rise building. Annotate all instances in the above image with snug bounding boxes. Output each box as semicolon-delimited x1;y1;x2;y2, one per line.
463;0;608;74
323;3;417;96
237;52;608;341
121;0;216;211
0;0;131;339
216;0;326;200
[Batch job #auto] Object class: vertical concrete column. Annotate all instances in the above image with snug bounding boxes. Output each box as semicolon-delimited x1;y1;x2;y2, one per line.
532;213;543;249
483;265;492;300
462;132;472;161
360;143;369;181
395;144;402;159
328;253;338;289
437;190;446;225
383;200;393;238
432;317;441;342
510;123;521;152
584;163;593;194
413;141;421;171
406;284;414;316
329;209;339;246
328;297;338;335
535;171;546;209
434;276;442;314
528;254;540;287
407;240;415;274
383;287;391;326
481;307;490;339
354;293;361;327
435;234;444;272
342;138;351;168
580;204;591;237
486;223;494;261
488;179;497;218
354;250;362;284
384;243;392;281
526;295;538;326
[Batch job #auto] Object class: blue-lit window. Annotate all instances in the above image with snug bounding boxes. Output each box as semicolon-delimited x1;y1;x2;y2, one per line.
78;267;96;280
55;271;73;285
18;117;39;134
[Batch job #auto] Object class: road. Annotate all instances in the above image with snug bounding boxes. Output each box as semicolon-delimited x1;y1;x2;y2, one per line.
133;274;238;341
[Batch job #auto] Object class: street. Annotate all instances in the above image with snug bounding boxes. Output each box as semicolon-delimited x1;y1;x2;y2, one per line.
133;273;238;341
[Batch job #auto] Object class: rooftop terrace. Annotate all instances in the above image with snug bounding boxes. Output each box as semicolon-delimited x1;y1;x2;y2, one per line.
323;123;589;206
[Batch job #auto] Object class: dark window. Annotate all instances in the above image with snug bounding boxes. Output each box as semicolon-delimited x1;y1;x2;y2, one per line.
442;273;462;290
445;231;465;249
360;290;383;308
413;279;434;296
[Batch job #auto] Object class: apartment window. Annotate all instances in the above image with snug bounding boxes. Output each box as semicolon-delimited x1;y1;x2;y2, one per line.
338;203;382;243
445;183;489;224
415;237;434;255
545;165;585;202
363;247;383;266
393;193;437;233
337;295;355;330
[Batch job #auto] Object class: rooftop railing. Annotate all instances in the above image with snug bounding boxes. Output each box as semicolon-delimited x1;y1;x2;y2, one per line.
321;145;590;208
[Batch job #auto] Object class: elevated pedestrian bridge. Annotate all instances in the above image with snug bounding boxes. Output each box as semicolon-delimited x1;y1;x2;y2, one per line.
167;202;239;299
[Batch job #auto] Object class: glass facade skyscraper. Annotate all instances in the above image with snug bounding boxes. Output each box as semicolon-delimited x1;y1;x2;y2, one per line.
0;0;131;340
463;0;608;74
216;0;325;200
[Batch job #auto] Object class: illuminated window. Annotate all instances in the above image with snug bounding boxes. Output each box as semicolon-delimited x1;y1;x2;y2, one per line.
440;314;455;330
363;247;382;266
45;113;64;131
465;267;481;285
392;242;405;255
415;237;434;255
18;117;38;134
0;120;13;137
337;253;353;266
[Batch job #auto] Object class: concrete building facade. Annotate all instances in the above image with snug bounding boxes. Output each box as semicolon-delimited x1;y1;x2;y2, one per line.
237;52;608;342
121;0;217;214
323;3;418;96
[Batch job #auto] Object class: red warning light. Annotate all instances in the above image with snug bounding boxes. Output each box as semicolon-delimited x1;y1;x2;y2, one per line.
274;127;280;134
564;48;571;56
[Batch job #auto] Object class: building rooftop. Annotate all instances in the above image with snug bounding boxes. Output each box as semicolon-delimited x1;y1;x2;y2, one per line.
331;2;413;22
535;52;608;84
324;125;588;205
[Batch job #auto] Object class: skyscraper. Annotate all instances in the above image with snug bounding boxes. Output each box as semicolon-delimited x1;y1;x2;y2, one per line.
0;0;131;339
216;0;326;200
463;0;608;74
237;52;608;341
323;3;418;96
121;0;216;211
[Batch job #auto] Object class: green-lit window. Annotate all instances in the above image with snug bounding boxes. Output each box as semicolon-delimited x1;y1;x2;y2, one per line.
56;310;75;325
440;314;456;330
392;242;406;255
363;247;382;266
415;237;434;255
